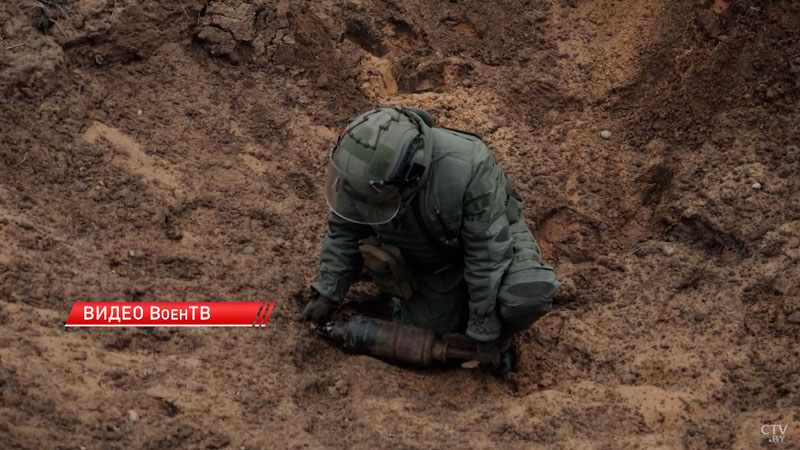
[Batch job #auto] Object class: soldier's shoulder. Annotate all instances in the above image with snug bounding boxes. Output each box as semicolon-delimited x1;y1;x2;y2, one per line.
431;127;487;159
437;126;482;141
432;126;483;145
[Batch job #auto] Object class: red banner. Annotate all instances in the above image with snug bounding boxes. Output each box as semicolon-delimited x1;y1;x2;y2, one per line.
65;302;275;327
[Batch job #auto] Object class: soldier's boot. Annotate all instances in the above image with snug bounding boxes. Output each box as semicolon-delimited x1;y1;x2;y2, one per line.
494;337;515;376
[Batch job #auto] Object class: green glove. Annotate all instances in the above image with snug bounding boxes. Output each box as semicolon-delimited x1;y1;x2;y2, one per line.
301;296;337;325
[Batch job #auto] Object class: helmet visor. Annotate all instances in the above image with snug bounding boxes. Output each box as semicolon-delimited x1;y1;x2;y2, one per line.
324;149;402;225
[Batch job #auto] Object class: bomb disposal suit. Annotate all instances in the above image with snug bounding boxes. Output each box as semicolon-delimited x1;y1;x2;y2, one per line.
302;107;560;374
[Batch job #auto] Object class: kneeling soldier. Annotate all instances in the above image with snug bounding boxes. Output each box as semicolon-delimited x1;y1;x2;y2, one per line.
302;107;560;375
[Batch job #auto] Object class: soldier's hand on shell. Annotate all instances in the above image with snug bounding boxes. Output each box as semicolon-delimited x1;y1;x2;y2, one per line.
301;295;337;326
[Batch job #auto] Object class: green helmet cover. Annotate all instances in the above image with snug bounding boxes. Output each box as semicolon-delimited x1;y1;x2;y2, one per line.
325;106;433;225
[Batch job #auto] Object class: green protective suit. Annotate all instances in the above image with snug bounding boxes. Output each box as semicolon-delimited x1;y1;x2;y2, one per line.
311;128;560;342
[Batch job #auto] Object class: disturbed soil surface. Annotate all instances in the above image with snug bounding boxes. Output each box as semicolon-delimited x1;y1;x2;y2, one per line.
1;0;799;448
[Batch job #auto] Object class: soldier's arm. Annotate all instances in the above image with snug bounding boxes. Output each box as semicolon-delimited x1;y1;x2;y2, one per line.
310;213;373;302
461;143;513;342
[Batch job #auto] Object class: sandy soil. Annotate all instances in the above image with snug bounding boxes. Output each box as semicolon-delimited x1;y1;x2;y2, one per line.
1;0;799;448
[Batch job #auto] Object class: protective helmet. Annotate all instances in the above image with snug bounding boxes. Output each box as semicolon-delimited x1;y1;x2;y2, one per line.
325;106;434;225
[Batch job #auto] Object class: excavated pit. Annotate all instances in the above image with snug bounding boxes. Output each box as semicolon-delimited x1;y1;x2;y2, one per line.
1;0;799;448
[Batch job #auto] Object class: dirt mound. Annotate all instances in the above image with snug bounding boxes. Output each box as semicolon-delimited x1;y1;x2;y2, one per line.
1;0;798;448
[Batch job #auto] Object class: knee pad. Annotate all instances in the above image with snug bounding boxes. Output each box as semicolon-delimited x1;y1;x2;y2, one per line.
497;262;560;333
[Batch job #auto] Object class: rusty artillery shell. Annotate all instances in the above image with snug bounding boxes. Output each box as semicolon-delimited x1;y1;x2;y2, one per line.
319;316;476;367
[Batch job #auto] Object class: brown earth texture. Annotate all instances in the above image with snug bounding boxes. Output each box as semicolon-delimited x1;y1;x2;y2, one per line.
1;0;800;448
